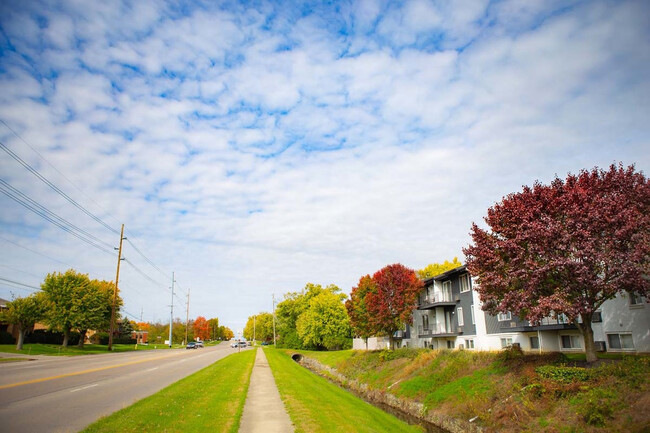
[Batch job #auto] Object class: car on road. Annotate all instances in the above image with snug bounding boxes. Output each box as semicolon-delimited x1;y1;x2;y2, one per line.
186;342;197;349
195;341;204;348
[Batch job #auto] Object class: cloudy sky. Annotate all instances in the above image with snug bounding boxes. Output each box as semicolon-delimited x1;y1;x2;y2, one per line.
1;0;648;334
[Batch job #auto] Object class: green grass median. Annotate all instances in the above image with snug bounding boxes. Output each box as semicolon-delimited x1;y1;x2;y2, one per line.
265;348;423;433
82;348;256;433
0;343;185;356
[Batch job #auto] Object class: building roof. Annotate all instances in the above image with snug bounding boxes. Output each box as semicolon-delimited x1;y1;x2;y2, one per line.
422;265;468;284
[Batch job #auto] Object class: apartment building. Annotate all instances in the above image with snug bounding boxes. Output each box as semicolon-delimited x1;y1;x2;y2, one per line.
355;266;649;354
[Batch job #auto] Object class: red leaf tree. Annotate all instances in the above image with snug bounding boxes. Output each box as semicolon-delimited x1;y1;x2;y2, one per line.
193;316;210;341
463;164;650;362
346;275;377;349
364;264;422;349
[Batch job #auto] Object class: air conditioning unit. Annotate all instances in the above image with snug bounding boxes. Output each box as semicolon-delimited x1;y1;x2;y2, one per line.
595;341;606;352
454;295;461;302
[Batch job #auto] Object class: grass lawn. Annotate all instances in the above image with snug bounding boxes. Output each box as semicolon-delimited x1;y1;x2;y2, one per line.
82;348;256;433
0;343;184;356
265;348;423;433
295;349;355;368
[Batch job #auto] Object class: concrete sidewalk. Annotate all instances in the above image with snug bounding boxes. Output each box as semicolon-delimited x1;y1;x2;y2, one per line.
239;347;294;433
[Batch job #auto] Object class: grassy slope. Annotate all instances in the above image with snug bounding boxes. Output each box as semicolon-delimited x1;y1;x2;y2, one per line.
265;348;423;433
304;348;650;433
82;348;256;433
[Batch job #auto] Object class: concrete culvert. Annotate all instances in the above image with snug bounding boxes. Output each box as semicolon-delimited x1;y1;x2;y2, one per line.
291;353;303;362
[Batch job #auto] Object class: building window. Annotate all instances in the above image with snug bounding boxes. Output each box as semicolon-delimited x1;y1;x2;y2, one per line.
500;337;513;348
447;340;455;349
530;336;540;349
608;333;634;350
557;313;570;324
457;307;464;326
561;335;581;349
629;292;646;306
422;314;429;331
466;339;475;349
471;306;475;325
497;312;512;321
460;274;471;293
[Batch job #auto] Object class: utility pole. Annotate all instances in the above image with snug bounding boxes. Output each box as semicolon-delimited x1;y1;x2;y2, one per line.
185;288;190;345
253;315;256;344
272;293;276;347
140;307;143;323
108;224;125;351
169;272;175;348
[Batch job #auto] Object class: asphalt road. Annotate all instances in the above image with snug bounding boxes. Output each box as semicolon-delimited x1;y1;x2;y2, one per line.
0;343;244;433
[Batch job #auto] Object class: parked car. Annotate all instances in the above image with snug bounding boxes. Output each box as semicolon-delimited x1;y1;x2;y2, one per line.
237;341;247;348
195;341;204;348
230;341;239;348
186;342;197;349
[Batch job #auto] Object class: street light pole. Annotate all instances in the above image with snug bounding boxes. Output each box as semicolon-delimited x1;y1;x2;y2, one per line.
169;272;175;348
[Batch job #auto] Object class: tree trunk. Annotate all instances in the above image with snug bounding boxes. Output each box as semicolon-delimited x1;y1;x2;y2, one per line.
577;317;597;363
77;329;87;348
62;327;70;347
16;327;26;351
388;334;394;350
364;337;368;351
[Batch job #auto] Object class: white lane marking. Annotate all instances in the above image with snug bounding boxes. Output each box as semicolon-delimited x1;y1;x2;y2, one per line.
146;367;159;372
70;383;98;393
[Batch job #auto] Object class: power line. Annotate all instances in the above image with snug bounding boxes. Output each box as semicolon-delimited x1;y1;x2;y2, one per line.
125;238;169;279
123;258;168;291
0;180;115;255
0;139;119;235
0;179;114;250
0;119;124;229
0;277;40;292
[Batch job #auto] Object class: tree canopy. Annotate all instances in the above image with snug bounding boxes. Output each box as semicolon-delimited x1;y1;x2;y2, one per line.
365;264;422;347
345;275;376;347
276;283;351;350
464;164;650;362
297;290;351;350
0;293;47;350
243;312;274;342
40;269;122;347
193;316;209;341
417;257;463;279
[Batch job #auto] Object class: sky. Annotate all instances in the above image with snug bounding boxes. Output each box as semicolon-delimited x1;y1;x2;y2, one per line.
0;0;648;334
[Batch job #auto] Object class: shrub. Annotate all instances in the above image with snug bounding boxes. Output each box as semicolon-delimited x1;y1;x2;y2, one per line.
535;365;593;383
571;388;620;426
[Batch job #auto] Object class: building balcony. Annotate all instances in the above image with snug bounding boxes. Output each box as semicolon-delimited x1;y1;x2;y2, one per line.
417;292;458;309
418;324;462;337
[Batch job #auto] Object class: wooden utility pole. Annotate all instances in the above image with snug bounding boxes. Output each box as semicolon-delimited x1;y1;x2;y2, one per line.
108;224;125;351
184;288;190;345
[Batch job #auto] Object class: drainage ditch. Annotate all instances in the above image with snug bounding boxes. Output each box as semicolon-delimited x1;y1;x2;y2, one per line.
291;354;481;433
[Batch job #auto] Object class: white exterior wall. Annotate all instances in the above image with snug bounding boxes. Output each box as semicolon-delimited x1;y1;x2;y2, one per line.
352;336;391;350
593;293;650;353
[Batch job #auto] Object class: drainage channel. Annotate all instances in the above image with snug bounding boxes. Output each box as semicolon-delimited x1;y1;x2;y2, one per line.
291;354;448;433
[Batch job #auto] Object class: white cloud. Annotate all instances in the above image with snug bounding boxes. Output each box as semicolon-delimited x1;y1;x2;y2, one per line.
0;0;648;331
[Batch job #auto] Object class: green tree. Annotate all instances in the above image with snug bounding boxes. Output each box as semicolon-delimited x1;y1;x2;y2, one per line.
297;290;351;350
207;317;219;340
0;293;47;350
243;312;274;342
76;279;120;348
275;283;331;349
417;257;463;279
41;269;91;347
